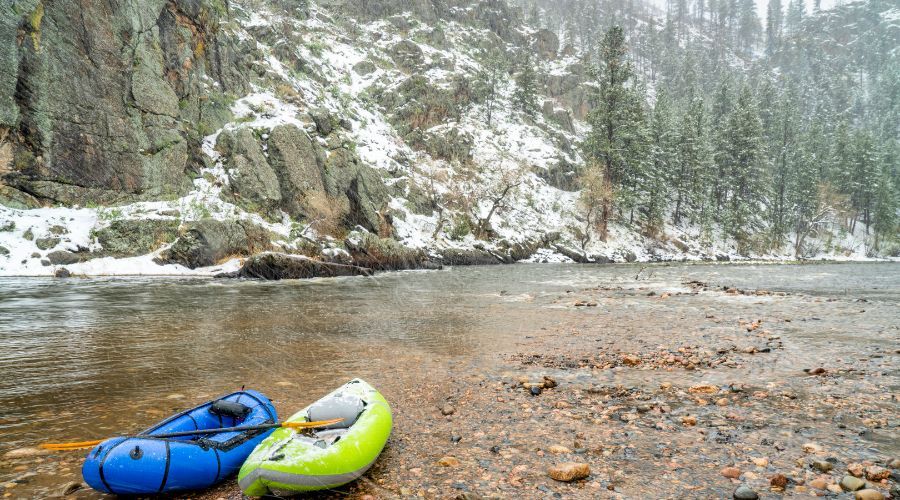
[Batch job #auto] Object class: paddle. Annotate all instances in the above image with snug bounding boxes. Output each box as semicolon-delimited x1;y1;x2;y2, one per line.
40;418;343;451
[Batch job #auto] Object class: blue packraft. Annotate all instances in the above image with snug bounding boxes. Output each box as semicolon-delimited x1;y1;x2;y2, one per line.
82;390;277;495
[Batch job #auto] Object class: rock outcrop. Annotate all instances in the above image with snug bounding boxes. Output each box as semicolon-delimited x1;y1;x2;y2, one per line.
156;219;273;269
1;0;247;203
222;252;373;280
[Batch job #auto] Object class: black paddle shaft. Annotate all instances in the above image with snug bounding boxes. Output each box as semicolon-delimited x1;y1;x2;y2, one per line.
137;422;282;439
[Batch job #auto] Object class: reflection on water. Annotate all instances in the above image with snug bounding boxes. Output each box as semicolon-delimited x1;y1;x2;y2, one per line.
0;261;897;492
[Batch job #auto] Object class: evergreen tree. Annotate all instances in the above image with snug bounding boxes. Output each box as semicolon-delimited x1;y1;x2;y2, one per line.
872;165;897;250
849;130;879;233
785;0;804;36
765;0;784;56
737;0;761;54
723;85;766;243
512;51;539;117
583;25;647;240
646;89;676;234
475;48;509;127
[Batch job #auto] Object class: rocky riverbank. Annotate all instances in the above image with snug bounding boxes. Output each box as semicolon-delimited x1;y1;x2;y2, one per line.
190;276;893;498
1;265;897;499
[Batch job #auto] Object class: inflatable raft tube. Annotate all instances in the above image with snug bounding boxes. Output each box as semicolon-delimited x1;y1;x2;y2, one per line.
238;379;392;496
82;390;277;495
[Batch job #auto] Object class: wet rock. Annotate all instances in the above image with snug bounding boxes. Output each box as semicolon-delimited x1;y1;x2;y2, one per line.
864;465;890;481
35;237;60;250
689;384;719;394
54;268;72;278
848;462;865;477
751;457;769;467
58;481;83;496
3;448;52;459
733;485;758;499
802;442;824;454
681;415;697;426
809;477;829;489
888;458;900;469
530;386;542;396
812;460;833;472
721;466;742;479
770;474;788;488
548;462;590;482
547;445;571;454
438;456;460;467
854;490;884;500
440;404;456;416
542;376;557;388
840;475;866;491
224;253;373;280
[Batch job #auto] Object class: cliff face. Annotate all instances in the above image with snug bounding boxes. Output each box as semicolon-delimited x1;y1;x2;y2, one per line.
0;0;247;205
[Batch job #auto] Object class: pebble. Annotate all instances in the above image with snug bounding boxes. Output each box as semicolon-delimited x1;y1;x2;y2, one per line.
751;457;768;467
889;458;900;469
681;415;697;426
811;460;833;472
770;473;788;488
828;484;844;494
58;482;83;496
721;466;742;479
840;475;866;491
529;386;542;396
809;477;829;489
689;384;718;394
440;404;456;416
864;465;890;481
547;445;571;454
2;448;52;459
802;442;824;454
854;490;885;500
437;456;460;467
548;462;590;482
733;485;759;499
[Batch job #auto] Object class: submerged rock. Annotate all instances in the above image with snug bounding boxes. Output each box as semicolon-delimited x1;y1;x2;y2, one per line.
223;252;373;280
855;490;884;500
840;475;866;491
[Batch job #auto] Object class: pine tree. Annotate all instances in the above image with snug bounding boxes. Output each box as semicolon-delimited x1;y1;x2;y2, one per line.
583;25;647;240
711;78;734;216
646;89;676;234
475;48;508;127
850;130;879;234
872;165;897;250
785;0;804;37
765;0;784;56
723;85;766;243
737;0;761;54
512;51;539;118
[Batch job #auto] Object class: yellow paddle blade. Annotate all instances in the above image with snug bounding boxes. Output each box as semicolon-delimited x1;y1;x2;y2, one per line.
282;418;344;430
40;440;103;451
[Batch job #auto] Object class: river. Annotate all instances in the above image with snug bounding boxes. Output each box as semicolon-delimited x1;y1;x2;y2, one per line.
0;262;897;498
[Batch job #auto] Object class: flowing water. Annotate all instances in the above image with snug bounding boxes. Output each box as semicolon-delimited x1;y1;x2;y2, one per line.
0;262;897;497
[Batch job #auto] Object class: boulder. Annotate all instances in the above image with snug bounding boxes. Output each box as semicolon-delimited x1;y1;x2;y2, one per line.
389;40;424;71
46;250;87;265
322;148;389;233
94;219;180;257
224;252;373;280
309;109;334;136
352;60;377;76
344;232;428;271
266;124;326;218
217;128;282;217
530;29;559;59
156;219;273;269
436;248;501;266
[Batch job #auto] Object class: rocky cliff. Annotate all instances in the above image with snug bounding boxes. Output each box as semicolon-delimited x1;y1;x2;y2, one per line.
0;0;890;276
